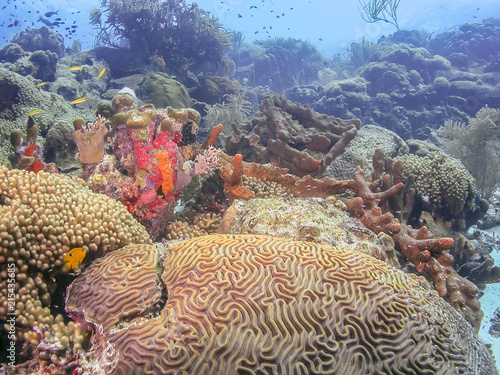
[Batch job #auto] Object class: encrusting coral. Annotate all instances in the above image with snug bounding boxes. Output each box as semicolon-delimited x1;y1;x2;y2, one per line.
218;197;398;266
0;166;150;368
65;235;497;375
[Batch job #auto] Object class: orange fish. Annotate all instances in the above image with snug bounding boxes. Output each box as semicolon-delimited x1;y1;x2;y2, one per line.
64;247;87;269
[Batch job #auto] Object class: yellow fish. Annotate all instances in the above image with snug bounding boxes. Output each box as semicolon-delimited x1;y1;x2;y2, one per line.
64;247;87;269
70;98;87;105
68;66;84;71
26;110;41;116
13;66;21;72
36;82;48;87
97;68;106;78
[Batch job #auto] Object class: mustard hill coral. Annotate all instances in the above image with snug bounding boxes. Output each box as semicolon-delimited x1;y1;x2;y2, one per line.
66;235;497;375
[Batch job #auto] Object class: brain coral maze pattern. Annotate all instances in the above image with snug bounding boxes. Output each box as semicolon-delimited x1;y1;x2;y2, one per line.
66;234;496;375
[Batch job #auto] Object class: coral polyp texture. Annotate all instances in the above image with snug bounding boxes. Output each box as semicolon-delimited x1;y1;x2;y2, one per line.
399;151;476;217
0;166;150;360
65;235;496;375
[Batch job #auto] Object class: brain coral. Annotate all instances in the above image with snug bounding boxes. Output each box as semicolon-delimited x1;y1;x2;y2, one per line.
66;234;496;375
219;197;396;265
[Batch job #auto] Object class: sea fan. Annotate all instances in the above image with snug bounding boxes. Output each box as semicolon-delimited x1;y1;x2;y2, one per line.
205;93;255;139
437;106;500;197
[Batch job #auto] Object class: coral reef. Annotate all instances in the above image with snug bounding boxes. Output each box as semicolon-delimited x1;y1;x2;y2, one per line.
0;43;27;63
314;77;371;120
284;26;500;139
324;124;408;180
203;93;254;144
225;94;361;176
9;116;48;174
218;197;397;265
136;72;192;109
240;37;325;93
438;105;500;197
393;222;483;330
327;148;484;328
65;235;497;374
28;50;58;82
347;166;403;236
398;151;476;218
218;151;353;201
0;166;150;367
451;228;500;289
10;27;65;58
0;68;95;167
90;0;233;77
43;121;80;173
429;21;500;65
191;75;241;104
76;91;215;239
165;213;221;241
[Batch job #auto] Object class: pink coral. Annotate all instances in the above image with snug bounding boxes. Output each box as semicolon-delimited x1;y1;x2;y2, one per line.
194;146;220;175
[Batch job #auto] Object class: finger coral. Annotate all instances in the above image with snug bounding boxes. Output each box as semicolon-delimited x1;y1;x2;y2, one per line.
66;235;496;375
0;166;150;364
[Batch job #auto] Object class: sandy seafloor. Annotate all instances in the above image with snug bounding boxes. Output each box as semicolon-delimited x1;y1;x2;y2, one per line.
479;226;500;368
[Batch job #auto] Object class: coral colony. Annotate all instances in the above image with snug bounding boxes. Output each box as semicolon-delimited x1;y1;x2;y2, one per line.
73;89;220;240
1;0;500;374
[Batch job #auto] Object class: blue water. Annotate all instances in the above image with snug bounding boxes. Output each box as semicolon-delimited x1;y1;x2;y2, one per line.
1;0;498;55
